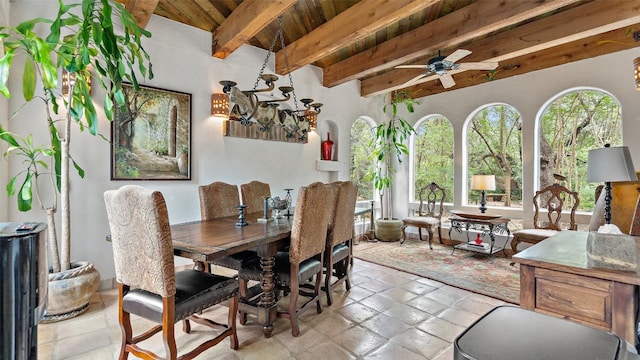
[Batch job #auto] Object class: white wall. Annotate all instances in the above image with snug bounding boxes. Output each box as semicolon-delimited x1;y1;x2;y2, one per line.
5;2;376;284
6;2;640;284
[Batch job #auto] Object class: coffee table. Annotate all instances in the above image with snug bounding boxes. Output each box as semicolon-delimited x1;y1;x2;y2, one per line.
448;213;510;260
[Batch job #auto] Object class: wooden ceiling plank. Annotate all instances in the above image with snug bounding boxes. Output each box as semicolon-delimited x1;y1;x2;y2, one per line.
274;0;439;75
213;0;298;59
405;26;640;98
192;0;227;27
361;0;640;96
324;0;580;88
164;0;215;31
116;0;159;29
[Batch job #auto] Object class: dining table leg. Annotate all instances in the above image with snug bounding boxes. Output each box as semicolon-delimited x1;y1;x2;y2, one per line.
257;242;279;337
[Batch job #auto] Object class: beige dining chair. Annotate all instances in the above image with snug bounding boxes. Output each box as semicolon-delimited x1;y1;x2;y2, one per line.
104;185;239;359
240;180;271;214
238;182;331;336
324;181;358;306
199;181;259;270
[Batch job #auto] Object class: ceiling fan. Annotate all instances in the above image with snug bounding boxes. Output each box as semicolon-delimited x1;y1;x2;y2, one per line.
396;49;499;89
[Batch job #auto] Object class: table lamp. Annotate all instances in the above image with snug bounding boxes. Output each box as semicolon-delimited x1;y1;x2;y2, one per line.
587;144;637;224
471;175;496;213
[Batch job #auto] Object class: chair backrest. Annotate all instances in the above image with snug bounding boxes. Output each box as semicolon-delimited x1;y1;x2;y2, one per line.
327;181;358;248
417;182;446;218
199;181;240;220
532;183;580;231
104;185;175;298
289;182;331;265
240;180;271;214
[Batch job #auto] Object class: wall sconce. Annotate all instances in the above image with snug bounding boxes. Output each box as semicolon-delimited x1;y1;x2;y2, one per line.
304;111;317;130
634;57;640;91
211;92;229;119
61;69;91;98
471;174;496;213
587;144;637;225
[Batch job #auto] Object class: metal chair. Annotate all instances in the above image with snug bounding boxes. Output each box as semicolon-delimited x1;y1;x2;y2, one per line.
401;182;446;249
104;185;239;359
510;183;580;256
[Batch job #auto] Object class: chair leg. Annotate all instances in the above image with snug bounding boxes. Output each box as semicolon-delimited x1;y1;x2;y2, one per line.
427;228;434;250
118;284;132;360
314;269;323;314
437;226;443;245
227;294;239;350
289;272;301;337
162;297;178;360
238;278;249;325
401;224;408;244
418;227;424;241
325;249;334;306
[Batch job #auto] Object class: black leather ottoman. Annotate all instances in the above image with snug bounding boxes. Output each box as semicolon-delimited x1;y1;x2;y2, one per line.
454;305;637;360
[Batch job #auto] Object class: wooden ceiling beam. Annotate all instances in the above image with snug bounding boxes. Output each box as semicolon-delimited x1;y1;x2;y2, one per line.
116;0;159;29
274;0;439;75
323;0;580;89
212;0;298;59
405;26;640;99
361;0;640;97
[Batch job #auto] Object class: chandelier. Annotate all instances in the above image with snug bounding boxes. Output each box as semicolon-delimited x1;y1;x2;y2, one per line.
220;16;321;141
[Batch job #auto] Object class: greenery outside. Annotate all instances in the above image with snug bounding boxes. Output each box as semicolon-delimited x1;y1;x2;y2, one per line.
350;117;375;201
413;115;454;201
539;89;622;211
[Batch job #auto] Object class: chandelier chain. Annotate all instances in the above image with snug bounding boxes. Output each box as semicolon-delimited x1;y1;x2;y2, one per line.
278;16;300;112
252;17;281;91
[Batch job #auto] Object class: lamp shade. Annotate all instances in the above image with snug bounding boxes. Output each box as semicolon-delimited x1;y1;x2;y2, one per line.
211;93;229;119
587;145;637;183
634;57;640;91
471;175;496;191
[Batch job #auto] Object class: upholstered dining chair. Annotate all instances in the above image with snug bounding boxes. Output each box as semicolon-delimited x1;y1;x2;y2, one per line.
324;181;358;306
510;183;580;257
238;182;331;336
240;180;271;214
401;182;446;249
199;181;259;270
104;185;239;359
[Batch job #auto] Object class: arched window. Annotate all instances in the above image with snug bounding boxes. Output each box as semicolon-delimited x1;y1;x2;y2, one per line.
350;117;375;201
465;104;523;209
537;88;622;211
411;115;454;202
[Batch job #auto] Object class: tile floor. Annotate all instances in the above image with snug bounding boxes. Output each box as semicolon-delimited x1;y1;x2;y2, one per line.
37;242;506;360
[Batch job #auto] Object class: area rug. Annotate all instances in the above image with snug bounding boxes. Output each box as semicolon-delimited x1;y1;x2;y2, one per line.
353;238;520;304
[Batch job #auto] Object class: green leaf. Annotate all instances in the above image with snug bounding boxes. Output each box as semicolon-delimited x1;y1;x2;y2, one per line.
22;59;36;100
17;173;33;211
0;50;15;98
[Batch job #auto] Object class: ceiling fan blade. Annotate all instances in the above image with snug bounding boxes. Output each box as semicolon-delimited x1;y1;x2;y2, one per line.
439;73;456;89
443;49;471;63
458;62;499;71
402;73;428;87
395;65;427;69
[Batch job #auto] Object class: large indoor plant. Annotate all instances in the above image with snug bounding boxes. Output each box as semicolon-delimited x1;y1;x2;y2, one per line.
0;0;153;321
370;90;418;241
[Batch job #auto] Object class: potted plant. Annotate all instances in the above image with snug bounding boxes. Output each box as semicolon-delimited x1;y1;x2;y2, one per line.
0;0;153;321
370;90;418;241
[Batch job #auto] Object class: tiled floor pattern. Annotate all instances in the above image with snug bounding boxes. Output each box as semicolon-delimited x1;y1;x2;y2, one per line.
37;243;506;359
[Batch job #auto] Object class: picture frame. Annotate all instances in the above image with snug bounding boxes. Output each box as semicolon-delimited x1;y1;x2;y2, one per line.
111;84;191;180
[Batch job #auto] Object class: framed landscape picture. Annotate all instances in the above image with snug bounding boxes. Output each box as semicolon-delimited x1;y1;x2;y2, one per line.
111;84;191;180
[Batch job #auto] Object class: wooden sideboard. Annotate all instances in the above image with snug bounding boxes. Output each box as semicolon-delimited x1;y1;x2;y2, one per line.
512;230;639;346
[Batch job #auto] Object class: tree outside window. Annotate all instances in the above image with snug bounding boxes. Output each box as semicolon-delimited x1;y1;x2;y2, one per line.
412;115;454;202
350;117;375;201
466;104;523;208
538;89;622;211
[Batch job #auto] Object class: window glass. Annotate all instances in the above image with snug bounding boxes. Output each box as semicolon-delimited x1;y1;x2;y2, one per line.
412;115;454;202
350;117;375;201
466;104;523;208
538;89;622;211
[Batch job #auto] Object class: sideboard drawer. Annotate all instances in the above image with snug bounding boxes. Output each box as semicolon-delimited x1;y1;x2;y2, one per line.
534;268;612;329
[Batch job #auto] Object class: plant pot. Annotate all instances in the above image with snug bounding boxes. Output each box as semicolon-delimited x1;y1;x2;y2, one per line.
40;261;100;323
375;218;403;242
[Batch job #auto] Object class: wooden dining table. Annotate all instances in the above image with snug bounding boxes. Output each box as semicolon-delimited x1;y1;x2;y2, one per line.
171;212;292;338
